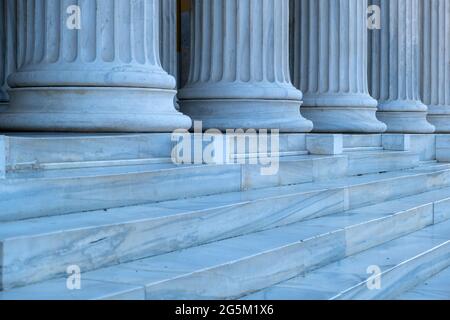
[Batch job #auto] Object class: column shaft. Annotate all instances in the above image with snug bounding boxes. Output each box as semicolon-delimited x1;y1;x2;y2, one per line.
0;0;191;132
0;0;15;109
369;0;435;133
291;0;386;133
160;0;178;81
179;0;313;132
421;0;450;132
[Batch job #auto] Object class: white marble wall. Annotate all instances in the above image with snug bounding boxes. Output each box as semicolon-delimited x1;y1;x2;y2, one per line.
291;0;386;133
421;0;450;133
179;0;313;132
369;0;435;133
0;0;15;109
0;0;191;132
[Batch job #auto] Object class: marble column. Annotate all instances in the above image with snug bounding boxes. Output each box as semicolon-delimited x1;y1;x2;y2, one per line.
369;0;435;133
0;0;191;132
291;0;386;133
179;0;313;132
160;0;178;81
0;0;15;111
421;0;450;132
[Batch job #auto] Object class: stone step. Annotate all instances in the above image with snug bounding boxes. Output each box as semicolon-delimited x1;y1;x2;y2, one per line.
243;220;450;300
0;146;424;223
1;183;450;299
1;133;309;172
0;154;350;222
1;164;450;290
346;150;419;175
397;265;450;300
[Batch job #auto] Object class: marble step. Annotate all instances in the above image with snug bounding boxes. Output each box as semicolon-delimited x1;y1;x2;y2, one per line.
244;220;450;300
1;164;450;290
1;133;308;172
346;151;419;175
1;184;450;299
397;266;450;300
0;154;349;222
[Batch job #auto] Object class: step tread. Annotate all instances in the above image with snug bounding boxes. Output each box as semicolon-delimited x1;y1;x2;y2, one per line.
1;165;450;240
397;266;450;300
242;220;450;300
4;154;342;180
1;183;449;300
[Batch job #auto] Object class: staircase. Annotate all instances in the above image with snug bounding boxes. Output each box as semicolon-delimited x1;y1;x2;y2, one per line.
0;133;449;300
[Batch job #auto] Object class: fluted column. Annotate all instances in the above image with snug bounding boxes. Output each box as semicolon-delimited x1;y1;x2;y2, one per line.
291;0;386;133
160;0;178;81
421;0;450;132
0;0;15;110
179;0;313;132
0;0;191;132
369;0;435;133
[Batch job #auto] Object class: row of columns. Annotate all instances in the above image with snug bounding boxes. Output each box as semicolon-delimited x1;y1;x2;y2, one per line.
0;0;448;134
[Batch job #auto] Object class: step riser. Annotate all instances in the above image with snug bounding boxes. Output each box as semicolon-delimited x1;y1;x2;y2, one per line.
0;158;346;222
2;134;308;172
3;169;450;290
143;205;434;300
0;189;346;290
348;153;419;176
348;169;450;208
0;165;242;222
333;242;450;300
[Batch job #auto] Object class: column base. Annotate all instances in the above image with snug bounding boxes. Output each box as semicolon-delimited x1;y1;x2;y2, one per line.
0;87;192;133
376;111;436;133
181;99;313;133
300;107;387;133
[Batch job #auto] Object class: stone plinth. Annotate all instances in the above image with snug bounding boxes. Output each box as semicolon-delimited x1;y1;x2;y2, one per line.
291;0;386;133
0;0;191;132
179;0;313;132
369;0;435;133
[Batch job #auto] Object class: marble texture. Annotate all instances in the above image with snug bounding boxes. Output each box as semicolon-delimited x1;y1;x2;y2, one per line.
291;0;386;133
369;0;435;133
0;0;191;132
409;134;437;161
421;0;450;132
436;134;450;162
398;265;450;300
336;241;450;300
244;219;450;300
306;135;343;155
382;134;411;151
346;151;419;176
179;0;313;132
0;164;242;221
0;277;145;301
3;165;450;291
343;135;383;150
4;183;449;299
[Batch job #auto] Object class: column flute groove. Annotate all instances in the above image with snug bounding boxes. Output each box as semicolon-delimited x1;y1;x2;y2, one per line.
0;0;191;132
0;0;16;110
291;0;386;133
421;0;450;132
368;0;435;133
179;0;313;132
